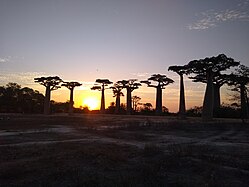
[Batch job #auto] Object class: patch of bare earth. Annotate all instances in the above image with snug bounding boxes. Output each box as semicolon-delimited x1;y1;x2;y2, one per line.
0;114;249;186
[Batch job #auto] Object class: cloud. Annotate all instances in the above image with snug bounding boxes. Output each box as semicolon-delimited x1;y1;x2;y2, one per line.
0;57;10;63
0;71;48;87
131;72;150;78
238;0;249;7
188;2;249;30
0;56;25;63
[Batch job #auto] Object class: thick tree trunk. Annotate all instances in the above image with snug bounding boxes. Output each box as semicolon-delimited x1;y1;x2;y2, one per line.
69;88;74;115
213;84;221;111
115;94;120;114
126;88;132;115
240;84;248;119
100;85;105;113
44;86;51;115
155;86;162;115
202;71;214;120
179;74;186;117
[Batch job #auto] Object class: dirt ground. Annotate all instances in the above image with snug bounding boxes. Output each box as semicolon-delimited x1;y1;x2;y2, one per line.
1;114;249;187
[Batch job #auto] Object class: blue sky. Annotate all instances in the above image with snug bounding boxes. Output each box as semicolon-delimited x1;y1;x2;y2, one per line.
0;0;249;111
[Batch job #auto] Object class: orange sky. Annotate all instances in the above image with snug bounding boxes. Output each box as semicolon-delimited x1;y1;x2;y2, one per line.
47;77;231;113
0;0;247;112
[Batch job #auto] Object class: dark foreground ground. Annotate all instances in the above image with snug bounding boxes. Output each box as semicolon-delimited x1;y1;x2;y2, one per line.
0;114;249;187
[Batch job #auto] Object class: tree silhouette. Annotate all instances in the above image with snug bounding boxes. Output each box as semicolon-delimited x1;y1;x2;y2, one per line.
189;73;229;111
227;65;249;120
168;65;189;117
62;81;82;115
187;54;239;120
19;87;44;113
110;82;124;114
0;83;44;113
0;83;21;112
132;95;141;112
91;79;112;113
141;74;174;115
34;76;63;115
117;79;141;114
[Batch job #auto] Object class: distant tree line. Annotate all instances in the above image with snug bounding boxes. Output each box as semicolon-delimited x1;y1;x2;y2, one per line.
0;83;44;113
0;82;82;114
0;53;248;120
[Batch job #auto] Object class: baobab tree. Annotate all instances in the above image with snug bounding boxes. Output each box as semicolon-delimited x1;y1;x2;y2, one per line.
168;65;189;117
132;95;141;112
91;79;112;113
34;76;63;115
227;65;249;120
62;81;82;115
117;79;141;115
141;74;174;115
189;73;229;111
110;82;124;114
187;54;239;120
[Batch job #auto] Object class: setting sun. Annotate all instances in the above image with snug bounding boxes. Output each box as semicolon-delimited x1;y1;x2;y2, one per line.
82;97;99;110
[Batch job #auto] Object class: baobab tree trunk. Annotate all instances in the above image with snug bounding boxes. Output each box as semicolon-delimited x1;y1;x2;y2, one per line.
246;92;249;112
69;88;74;115
213;84;221;111
179;74;186;117
240;84;248;119
202;71;214;120
44;86;51;115
100;86;105;113
115;94;120;114
155;86;162;115
126;88;132;115
132;98;135;111
134;102;137;112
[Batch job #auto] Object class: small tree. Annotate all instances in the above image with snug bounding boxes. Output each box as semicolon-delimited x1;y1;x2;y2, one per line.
62;81;82;115
132;95;141;112
117;79;141;115
187;54;239;120
91;79;112;113
34;76;63;115
141;74;174;115
168;65;189;117
110;82;124;114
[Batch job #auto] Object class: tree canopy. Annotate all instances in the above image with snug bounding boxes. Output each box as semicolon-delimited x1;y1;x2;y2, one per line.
117;79;141;90
34;76;63;90
168;65;190;75
141;74;174;89
62;81;82;90
91;79;112;90
187;54;239;74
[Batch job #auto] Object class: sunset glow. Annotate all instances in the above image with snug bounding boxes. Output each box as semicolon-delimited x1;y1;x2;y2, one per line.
82;97;99;110
0;0;248;113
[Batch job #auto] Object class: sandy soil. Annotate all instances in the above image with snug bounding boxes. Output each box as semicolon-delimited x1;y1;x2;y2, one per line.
0;114;249;186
